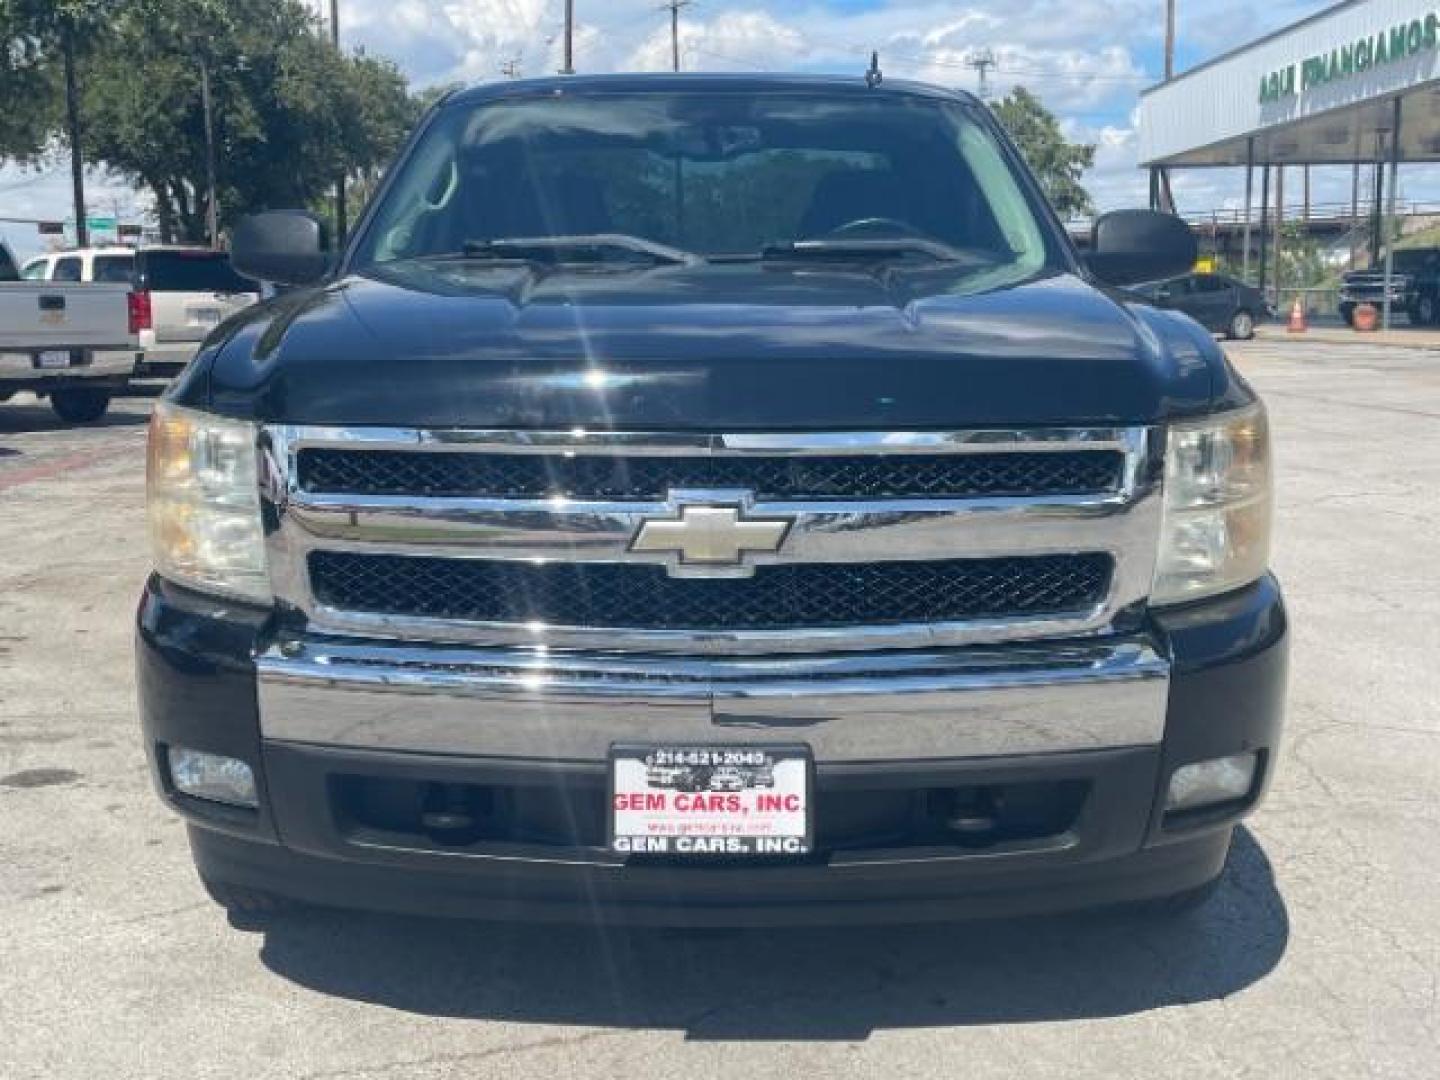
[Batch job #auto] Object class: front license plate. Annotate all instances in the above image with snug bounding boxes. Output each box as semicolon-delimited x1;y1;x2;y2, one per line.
35;350;71;369
610;745;812;857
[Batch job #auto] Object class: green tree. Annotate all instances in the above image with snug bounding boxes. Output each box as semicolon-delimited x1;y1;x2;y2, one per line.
2;0;422;242
1;0;121;242
992;86;1096;219
0;4;59;162
76;0;420;242
1276;221;1330;291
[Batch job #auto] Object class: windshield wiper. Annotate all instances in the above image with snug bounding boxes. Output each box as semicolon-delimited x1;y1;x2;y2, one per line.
461;234;701;266
759;237;972;263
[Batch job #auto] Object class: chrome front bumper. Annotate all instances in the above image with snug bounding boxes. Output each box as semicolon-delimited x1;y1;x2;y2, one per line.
258;636;1169;762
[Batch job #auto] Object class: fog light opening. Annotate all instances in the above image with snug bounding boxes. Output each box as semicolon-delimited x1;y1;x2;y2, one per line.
167;746;258;808
1165;752;1258;815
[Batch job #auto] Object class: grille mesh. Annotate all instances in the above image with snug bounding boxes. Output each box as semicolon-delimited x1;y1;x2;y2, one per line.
297;448;1123;501
309;552;1112;631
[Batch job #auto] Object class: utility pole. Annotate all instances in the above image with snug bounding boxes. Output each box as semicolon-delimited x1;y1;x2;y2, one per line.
500;58;523;79
62;30;88;248
1151;0;1176;213
663;0;692;73
965;48;996;101
560;0;575;74
199;56;219;247
1164;0;1176;79
329;0;347;244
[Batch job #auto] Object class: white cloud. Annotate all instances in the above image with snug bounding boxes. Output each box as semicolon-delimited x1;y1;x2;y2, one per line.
0;159;148;261
630;11;807;73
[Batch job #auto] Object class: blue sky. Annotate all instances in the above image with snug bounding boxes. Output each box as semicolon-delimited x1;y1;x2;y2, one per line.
2;0;1431;258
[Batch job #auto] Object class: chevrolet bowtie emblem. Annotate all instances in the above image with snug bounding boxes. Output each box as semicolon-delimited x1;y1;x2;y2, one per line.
630;500;792;576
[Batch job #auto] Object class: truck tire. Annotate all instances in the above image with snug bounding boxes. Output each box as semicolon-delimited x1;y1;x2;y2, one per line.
49;388;112;424
201;877;294;918
1226;309;1256;340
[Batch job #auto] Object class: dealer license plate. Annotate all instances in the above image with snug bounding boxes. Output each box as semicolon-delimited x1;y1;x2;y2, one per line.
609;745;812;857
35;350;72;369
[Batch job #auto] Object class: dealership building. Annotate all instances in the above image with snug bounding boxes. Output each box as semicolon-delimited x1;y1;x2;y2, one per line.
1138;0;1440;325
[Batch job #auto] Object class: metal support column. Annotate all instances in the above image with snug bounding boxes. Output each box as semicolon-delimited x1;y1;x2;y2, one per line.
1242;138;1254;283
1371;142;1385;266
1257;164;1270;305
1273;165;1285;304
1382;97;1403;331
1350;119;1363;271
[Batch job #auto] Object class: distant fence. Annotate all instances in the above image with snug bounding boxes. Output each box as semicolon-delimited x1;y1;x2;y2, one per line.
1066;200;1440;234
1177;200;1440;230
1272;286;1341;318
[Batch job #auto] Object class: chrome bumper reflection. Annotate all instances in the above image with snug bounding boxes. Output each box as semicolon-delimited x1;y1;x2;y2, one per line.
258;637;1170;762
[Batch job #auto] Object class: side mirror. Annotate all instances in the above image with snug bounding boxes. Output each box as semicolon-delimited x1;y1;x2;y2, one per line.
232;211;331;287
1085;210;1197;288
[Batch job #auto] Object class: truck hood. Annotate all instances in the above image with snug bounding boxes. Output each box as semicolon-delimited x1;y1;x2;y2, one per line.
197;260;1234;429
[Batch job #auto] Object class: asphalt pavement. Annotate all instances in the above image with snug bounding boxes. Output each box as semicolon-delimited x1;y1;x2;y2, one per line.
0;339;1437;1079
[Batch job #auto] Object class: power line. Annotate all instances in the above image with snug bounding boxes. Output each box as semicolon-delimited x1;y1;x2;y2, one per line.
771;29;1153;83
688;42;1147;102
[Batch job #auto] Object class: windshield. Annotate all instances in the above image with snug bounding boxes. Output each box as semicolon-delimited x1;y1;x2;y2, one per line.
352;91;1053;275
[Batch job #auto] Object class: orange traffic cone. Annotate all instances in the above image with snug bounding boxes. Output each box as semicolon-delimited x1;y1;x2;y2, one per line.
1286;296;1307;333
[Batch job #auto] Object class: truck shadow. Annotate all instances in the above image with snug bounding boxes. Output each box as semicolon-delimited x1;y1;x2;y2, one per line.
0;398;151;434
254;827;1286;1040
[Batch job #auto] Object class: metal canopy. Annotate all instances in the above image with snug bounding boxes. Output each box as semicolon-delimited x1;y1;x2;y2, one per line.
1147;89;1440;166
1139;0;1440;167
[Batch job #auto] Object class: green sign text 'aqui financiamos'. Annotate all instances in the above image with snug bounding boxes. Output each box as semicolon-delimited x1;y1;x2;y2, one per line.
1259;12;1439;103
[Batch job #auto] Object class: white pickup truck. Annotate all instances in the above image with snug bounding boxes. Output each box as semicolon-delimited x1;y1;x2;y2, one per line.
0;240;138;422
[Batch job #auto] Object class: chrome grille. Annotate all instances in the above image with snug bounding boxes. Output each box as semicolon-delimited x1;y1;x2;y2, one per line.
259;426;1162;655
309;552;1113;631
297;447;1124;501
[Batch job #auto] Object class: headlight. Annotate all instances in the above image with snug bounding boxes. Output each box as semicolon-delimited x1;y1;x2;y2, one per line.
147;401;271;603
1153;402;1272;605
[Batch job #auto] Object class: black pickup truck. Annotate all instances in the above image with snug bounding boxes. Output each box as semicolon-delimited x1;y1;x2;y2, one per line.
138;74;1286;925
1339;247;1440;326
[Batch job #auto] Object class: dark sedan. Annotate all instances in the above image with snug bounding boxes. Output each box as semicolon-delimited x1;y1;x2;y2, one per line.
1130;272;1270;340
